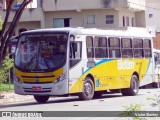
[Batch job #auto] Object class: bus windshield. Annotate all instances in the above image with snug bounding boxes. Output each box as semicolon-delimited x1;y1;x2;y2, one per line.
15;33;68;72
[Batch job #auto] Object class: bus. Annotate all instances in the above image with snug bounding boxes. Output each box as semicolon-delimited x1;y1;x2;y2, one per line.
153;49;160;88
14;27;154;103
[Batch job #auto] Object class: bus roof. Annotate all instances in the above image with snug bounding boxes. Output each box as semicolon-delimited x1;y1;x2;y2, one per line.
22;27;152;38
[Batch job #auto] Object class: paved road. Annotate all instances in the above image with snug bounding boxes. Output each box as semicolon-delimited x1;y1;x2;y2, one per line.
0;88;160;120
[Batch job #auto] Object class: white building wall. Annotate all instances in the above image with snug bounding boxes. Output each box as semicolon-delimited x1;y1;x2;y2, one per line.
146;0;160;32
128;0;145;11
45;9;119;29
1;0;146;35
42;0;145;12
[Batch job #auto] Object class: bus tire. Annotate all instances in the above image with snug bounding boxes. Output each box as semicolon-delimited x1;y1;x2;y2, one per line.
79;77;94;100
34;95;50;103
121;75;139;96
152;82;160;88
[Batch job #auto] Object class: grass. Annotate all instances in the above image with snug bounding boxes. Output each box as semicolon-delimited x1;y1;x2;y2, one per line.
0;83;14;92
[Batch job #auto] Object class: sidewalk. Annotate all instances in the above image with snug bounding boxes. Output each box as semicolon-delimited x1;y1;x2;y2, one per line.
0;92;34;104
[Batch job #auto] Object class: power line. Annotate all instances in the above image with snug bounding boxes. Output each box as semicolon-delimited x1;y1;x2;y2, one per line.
128;1;160;11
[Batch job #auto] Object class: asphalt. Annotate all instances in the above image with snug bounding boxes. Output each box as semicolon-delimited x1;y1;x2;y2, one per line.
0;92;34;104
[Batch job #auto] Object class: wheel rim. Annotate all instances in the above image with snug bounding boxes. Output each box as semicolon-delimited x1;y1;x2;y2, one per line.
84;82;93;97
132;76;138;93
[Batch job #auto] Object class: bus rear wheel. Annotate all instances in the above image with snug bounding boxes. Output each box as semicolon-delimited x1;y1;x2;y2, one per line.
152;82;160;88
34;95;50;103
79;77;94;100
121;75;139;96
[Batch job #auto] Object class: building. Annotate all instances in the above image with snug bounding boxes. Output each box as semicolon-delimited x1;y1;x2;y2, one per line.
146;0;160;49
0;0;146;35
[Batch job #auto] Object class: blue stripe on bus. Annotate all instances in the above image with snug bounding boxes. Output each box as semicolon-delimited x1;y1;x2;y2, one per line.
81;59;114;77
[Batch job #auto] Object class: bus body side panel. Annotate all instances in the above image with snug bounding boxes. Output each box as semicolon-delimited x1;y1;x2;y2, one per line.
68;59;86;94
69;58;152;93
139;59;153;86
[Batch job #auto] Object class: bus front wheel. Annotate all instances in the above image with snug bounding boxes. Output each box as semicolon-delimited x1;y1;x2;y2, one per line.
34;95;50;103
121;75;139;96
79;77;94;100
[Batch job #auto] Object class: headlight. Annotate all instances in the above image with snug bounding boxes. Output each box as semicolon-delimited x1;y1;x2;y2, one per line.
14;74;21;83
56;74;65;83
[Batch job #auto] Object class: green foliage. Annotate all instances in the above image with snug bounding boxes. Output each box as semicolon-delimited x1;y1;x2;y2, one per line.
0;54;14;84
0;17;2;30
147;94;160;110
122;103;143;111
0;83;14;91
120;103;147;120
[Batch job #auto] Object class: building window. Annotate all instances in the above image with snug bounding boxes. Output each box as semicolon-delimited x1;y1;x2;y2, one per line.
149;14;153;18
131;17;135;27
126;17;129;27
123;16;125;27
87;15;95;24
53;18;71;28
106;15;114;24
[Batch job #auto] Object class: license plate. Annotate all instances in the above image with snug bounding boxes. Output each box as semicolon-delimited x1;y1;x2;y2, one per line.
32;86;41;91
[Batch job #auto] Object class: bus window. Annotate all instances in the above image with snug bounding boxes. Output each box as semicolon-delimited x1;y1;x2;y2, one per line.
108;37;121;58
144;39;152;58
70;42;82;68
86;36;94;58
94;37;108;58
121;38;133;58
133;38;143;58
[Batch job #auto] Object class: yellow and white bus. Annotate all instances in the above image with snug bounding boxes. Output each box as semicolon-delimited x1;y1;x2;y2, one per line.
14;27;154;103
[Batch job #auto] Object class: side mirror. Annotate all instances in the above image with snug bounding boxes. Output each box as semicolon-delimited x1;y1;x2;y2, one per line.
155;55;158;63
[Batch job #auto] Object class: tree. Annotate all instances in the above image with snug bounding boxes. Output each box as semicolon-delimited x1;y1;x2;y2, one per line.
0;0;33;62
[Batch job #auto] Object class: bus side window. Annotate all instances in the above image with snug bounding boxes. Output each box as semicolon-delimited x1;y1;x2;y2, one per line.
69;42;82;68
108;37;121;58
133;38;143;58
94;36;108;59
121;38;133;58
144;39;152;58
86;36;94;58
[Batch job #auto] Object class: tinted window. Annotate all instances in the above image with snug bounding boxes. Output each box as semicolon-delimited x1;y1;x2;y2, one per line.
86;36;94;58
94;37;108;58
122;38;133;58
109;37;121;58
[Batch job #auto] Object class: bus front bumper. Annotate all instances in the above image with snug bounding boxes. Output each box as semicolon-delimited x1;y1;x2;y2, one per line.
14;80;55;96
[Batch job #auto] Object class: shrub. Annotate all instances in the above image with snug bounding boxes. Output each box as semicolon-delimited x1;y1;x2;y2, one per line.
0;54;14;84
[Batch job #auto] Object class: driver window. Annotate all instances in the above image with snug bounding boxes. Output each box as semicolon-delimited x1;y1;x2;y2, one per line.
69;42;82;68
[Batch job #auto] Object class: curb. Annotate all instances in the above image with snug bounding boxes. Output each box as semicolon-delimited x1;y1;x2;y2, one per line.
0;92;34;104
